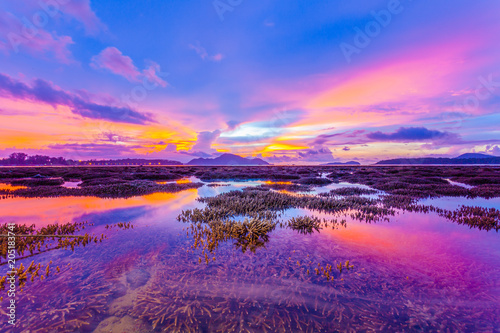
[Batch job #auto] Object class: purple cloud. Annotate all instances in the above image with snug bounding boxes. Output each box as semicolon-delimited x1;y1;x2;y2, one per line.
0;73;154;124
47;143;141;159
486;145;500;156
367;127;459;142
190;130;221;154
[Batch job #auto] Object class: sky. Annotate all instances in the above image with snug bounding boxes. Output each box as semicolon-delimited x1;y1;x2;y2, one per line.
0;0;499;164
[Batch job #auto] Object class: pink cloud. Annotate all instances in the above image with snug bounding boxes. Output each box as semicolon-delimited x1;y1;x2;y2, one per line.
142;61;168;87
211;53;224;62
91;47;169;87
189;42;224;62
91;47;141;82
9;0;106;35
0;11;75;64
60;0;106;34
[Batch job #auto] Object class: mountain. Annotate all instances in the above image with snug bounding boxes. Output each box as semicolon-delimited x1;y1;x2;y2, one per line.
454;153;493;159
376;154;500;165
187;154;270;166
322;161;361;166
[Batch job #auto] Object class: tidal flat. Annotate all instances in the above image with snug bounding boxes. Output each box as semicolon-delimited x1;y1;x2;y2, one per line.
0;166;499;332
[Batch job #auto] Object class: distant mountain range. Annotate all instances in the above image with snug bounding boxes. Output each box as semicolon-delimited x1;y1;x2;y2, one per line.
187;153;270;166
322;161;361;166
376;153;500;165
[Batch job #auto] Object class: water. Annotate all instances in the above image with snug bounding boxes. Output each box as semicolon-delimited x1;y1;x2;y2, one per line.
0;183;26;191
444;178;475;189
62;181;82;188
0;180;499;332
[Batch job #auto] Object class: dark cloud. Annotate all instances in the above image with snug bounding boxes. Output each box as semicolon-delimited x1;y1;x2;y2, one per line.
342;146;350;151
0;73;154;124
97;132;129;143
47;143;141;159
367;127;459;142
265;145;336;164
313;130;365;145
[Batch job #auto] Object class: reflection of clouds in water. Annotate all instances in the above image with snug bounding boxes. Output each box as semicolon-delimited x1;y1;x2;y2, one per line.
0;179;499;331
0;189;199;226
420;196;500;211
61;181;81;188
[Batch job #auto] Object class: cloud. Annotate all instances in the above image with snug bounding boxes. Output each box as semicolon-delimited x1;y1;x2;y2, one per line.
0;11;75;64
486;145;500;156
366;127;459;142
141;61;168;87
264;141;337;164
297;146;335;162
59;0;107;34
189;42;224;62
164;143;177;152
226;120;240;130
47;143;141;159
97;131;129;143
264;148;336;164
159;130;222;159
91;47;168;86
191;130;221;153
312;130;366;146
8;0;106;35
91;47;140;81
342;146;350;151
0;73;154;124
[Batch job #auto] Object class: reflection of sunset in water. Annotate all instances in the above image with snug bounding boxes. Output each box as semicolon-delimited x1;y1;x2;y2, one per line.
0;189;199;226
316;211;499;284
0;181;499;332
0;183;27;191
156;178;193;185
264;181;293;185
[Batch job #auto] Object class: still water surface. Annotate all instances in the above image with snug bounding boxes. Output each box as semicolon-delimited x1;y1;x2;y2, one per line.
0;179;499;332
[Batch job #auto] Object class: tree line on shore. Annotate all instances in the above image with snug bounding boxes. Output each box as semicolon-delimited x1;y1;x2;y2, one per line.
0;153;181;166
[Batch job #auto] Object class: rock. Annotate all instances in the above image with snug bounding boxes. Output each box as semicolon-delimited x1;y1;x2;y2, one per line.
126;269;150;289
111;283;128;299
93;315;152;333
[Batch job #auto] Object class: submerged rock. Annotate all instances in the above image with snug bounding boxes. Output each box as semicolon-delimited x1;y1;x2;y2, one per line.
94;315;152;333
126;269;150;289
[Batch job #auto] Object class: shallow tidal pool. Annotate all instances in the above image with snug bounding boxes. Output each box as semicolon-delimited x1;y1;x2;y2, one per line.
0;179;499;332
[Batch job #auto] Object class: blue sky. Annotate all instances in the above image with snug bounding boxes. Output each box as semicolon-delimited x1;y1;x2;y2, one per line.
1;0;499;163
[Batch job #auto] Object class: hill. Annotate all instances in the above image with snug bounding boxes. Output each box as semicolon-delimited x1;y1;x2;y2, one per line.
455;153;493;159
187;153;270;166
376;154;500;165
